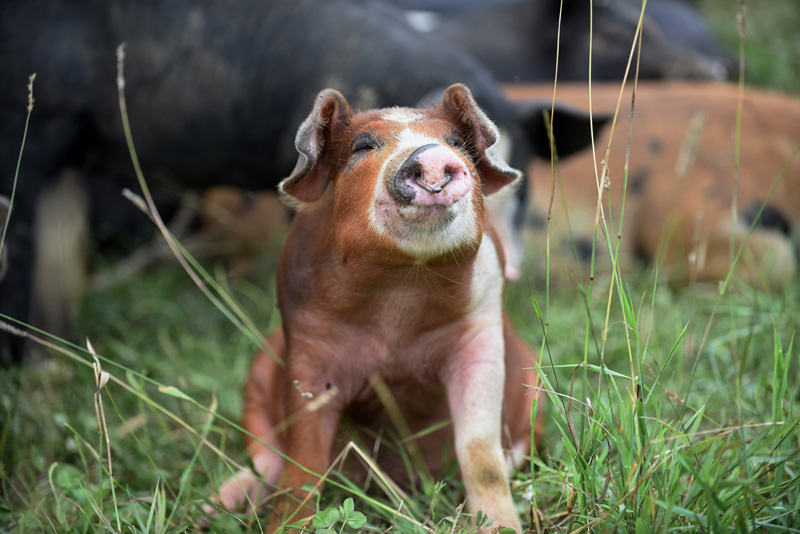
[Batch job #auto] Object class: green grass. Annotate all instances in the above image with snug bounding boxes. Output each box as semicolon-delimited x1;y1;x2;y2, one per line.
0;244;800;532
699;0;800;95
2;1;799;533
3;243;798;533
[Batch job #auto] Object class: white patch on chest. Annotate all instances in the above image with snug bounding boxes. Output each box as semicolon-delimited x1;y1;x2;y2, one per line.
469;234;504;316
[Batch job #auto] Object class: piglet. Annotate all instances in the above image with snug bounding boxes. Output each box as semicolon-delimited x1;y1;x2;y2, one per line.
210;84;544;533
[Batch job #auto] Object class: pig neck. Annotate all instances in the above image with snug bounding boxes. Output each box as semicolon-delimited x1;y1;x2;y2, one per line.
277;199;494;328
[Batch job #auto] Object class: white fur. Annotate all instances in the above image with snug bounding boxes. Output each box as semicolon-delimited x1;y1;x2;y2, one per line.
447;234;519;531
381;108;425;123
469;232;505;314
456;234;505;452
453;233;505;447
390;127;442;152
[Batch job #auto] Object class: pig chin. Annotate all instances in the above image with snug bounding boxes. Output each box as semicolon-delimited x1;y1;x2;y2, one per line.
370;186;480;261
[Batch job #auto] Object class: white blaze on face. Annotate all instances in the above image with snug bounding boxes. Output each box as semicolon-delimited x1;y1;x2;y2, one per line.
368;126;479;261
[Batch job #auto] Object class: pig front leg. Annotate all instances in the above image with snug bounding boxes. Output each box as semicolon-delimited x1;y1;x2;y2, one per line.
446;337;522;533
267;360;342;532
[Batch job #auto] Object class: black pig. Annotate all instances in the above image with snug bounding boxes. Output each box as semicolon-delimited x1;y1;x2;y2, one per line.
404;0;736;82
0;0;604;362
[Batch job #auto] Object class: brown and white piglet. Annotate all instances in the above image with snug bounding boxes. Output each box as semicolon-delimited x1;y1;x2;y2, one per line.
209;84;544;533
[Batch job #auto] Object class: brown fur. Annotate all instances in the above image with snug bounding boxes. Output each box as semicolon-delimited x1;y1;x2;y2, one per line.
505;81;800;286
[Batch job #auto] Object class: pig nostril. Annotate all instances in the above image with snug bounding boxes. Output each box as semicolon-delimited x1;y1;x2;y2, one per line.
394;145;468;200
417;182;442;193
415;173;451;194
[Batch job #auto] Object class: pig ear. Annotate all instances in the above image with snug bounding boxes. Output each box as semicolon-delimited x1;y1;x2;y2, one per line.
439;84;523;196
279;89;352;207
518;101;611;160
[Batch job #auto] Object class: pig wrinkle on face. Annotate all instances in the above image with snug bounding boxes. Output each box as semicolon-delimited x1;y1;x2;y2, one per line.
368;126;479;261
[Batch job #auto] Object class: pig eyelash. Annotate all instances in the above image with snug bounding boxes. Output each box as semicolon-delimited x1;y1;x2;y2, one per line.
453;131;480;162
446;132;467;150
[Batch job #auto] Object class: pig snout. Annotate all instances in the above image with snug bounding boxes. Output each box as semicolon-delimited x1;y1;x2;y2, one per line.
392;144;471;207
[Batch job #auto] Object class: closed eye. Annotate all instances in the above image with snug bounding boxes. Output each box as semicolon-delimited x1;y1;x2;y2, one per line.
446;132;466;150
351;133;378;154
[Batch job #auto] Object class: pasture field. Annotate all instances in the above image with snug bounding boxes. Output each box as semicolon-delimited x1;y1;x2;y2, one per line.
2;1;798;532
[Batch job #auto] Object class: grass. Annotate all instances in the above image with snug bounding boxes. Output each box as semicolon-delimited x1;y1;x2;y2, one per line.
3;260;798;533
698;0;800;95
1;1;799;533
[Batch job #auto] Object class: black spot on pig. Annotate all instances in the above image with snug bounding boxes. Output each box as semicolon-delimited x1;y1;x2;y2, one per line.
573;237;596;262
742;203;791;236
629;168;652;195
648;138;663;156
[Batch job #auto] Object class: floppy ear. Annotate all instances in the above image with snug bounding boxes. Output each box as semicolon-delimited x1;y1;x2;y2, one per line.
440;84;522;196
279;89;352;207
519;100;611;160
